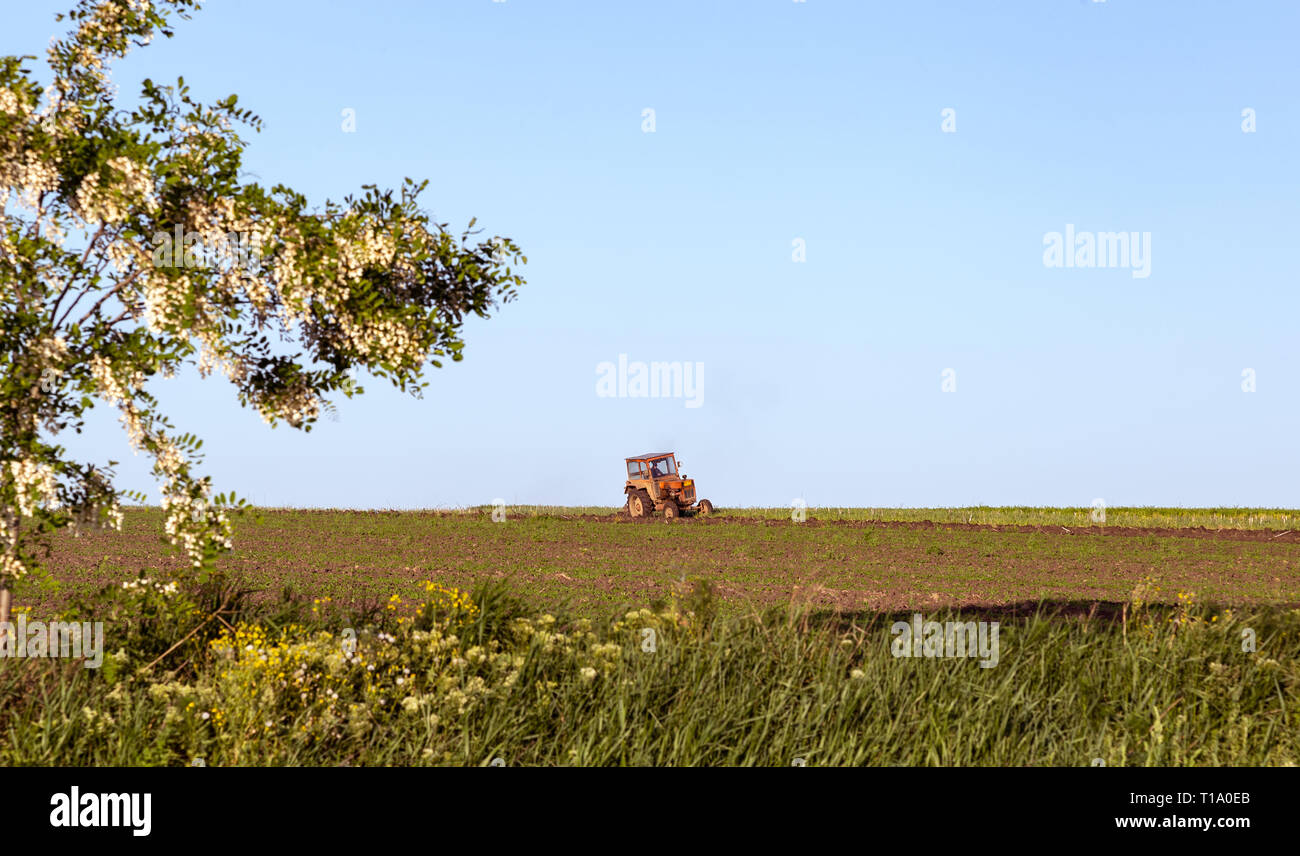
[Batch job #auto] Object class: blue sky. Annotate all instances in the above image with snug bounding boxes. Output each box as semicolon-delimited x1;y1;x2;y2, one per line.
7;1;1299;508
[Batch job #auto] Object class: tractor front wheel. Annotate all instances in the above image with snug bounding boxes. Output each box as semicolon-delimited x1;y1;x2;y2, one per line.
698;499;714;517
663;501;680;520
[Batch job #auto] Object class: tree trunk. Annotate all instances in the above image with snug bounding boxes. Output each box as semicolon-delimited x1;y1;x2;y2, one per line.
0;580;10;642
1;511;15;640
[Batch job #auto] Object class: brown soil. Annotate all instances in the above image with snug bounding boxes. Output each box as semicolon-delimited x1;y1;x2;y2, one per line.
32;510;1300;616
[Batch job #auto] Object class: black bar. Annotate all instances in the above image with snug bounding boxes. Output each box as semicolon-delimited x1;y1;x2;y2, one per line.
6;766;1282;843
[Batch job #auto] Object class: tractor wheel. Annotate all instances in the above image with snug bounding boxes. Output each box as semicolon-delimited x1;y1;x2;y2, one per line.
663;501;680;520
698;499;714;517
627;491;652;518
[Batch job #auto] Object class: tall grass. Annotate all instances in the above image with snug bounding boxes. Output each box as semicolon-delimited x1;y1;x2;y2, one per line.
1;577;1295;766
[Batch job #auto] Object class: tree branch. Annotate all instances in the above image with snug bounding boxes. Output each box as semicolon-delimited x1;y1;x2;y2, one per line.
50;224;106;322
60;269;140;329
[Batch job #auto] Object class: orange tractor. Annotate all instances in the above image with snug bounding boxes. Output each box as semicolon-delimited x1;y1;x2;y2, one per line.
623;452;714;519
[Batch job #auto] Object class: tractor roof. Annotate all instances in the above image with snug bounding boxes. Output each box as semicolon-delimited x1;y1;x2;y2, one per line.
625;452;674;461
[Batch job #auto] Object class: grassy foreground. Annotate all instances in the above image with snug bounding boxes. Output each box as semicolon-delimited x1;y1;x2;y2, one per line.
2;573;1297;766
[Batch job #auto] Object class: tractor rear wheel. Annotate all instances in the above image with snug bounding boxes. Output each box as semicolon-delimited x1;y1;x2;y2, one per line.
628;491;652;518
698;499;714;517
663;501;679;520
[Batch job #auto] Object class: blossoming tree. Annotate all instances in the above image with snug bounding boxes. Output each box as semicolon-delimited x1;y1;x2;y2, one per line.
0;0;526;627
